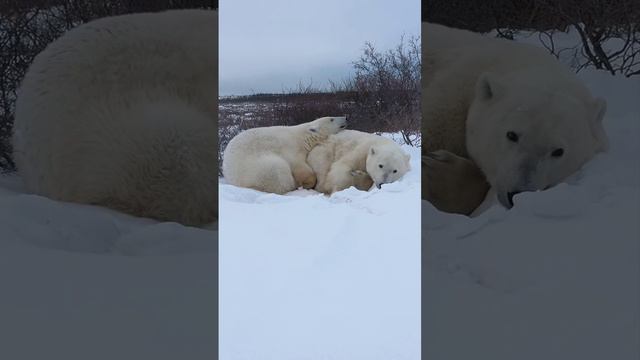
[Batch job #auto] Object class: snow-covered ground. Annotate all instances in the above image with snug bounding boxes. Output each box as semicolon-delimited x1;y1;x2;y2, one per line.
0;176;217;359
423;31;640;359
219;135;421;359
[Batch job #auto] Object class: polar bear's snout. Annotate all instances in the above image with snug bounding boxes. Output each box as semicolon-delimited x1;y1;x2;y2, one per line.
498;189;527;209
506;191;519;208
318;116;348;135
496;171;536;208
333;116;348;129
495;149;568;208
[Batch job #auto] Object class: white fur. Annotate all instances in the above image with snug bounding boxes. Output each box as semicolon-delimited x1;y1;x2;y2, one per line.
308;130;411;194
222;116;347;194
423;22;608;208
12;10;218;226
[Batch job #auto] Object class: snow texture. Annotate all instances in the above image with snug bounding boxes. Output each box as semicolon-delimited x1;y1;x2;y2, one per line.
219;135;421;359
0;175;217;359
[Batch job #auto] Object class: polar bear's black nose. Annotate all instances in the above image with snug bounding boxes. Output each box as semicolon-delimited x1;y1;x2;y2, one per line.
507;191;520;207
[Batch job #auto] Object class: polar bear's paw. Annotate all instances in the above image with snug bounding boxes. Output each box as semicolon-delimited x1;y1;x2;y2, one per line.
292;163;317;190
349;170;374;191
350;170;373;191
423;150;490;216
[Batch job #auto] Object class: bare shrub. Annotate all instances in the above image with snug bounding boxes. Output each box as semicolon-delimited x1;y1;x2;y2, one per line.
350;35;421;145
425;0;640;77
534;1;640;77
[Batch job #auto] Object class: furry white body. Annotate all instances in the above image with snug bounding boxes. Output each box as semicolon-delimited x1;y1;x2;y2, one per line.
222;117;347;194
13;10;218;226
422;22;607;209
308;130;410;194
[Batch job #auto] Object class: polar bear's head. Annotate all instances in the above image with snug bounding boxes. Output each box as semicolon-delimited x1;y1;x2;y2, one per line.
466;72;608;209
366;144;411;189
307;116;348;137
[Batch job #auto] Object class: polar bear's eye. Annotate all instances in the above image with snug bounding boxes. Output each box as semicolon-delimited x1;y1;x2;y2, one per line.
330;119;334;122
506;131;519;142
393;170;398;173
379;164;383;168
551;148;564;158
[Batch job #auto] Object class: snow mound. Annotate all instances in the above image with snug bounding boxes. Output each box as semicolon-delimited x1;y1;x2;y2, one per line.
0;174;217;360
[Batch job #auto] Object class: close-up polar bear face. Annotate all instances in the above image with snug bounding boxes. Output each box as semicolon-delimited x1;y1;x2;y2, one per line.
366;144;411;189
308;116;348;136
466;72;609;208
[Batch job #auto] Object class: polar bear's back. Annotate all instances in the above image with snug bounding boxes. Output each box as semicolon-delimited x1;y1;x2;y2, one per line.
14;10;217;184
425;22;588;98
224;126;301;159
424;22;559;80
12;10;218;226
326;130;399;163
330;129;396;148
16;10;217;126
424;22;497;53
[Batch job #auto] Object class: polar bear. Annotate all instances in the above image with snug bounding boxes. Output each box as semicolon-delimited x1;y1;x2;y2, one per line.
12;10;218;227
222;116;347;194
308;130;411;194
422;22;608;215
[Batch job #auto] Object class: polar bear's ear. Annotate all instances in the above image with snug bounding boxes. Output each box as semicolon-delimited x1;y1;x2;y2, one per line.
476;72;504;102
590;97;609;152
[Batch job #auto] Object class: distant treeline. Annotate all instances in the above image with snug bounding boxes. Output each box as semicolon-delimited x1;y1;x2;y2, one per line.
220;91;357;104
0;0;217;171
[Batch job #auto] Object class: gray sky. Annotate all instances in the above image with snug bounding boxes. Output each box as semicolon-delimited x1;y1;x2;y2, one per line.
220;0;420;96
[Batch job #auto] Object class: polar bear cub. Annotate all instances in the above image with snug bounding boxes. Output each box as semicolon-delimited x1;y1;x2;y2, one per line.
222;116;347;194
308;130;411;194
12;10;218;227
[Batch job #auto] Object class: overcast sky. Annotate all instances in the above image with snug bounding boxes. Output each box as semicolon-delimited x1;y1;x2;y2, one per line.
220;0;420;96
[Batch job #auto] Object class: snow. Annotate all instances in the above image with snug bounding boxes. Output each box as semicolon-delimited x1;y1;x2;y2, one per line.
422;33;640;359
219;135;421;359
0;175;217;359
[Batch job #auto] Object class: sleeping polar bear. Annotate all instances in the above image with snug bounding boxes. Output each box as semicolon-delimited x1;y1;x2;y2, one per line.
422;22;608;215
12;10;218;227
308;130;411;194
222;116;347;194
